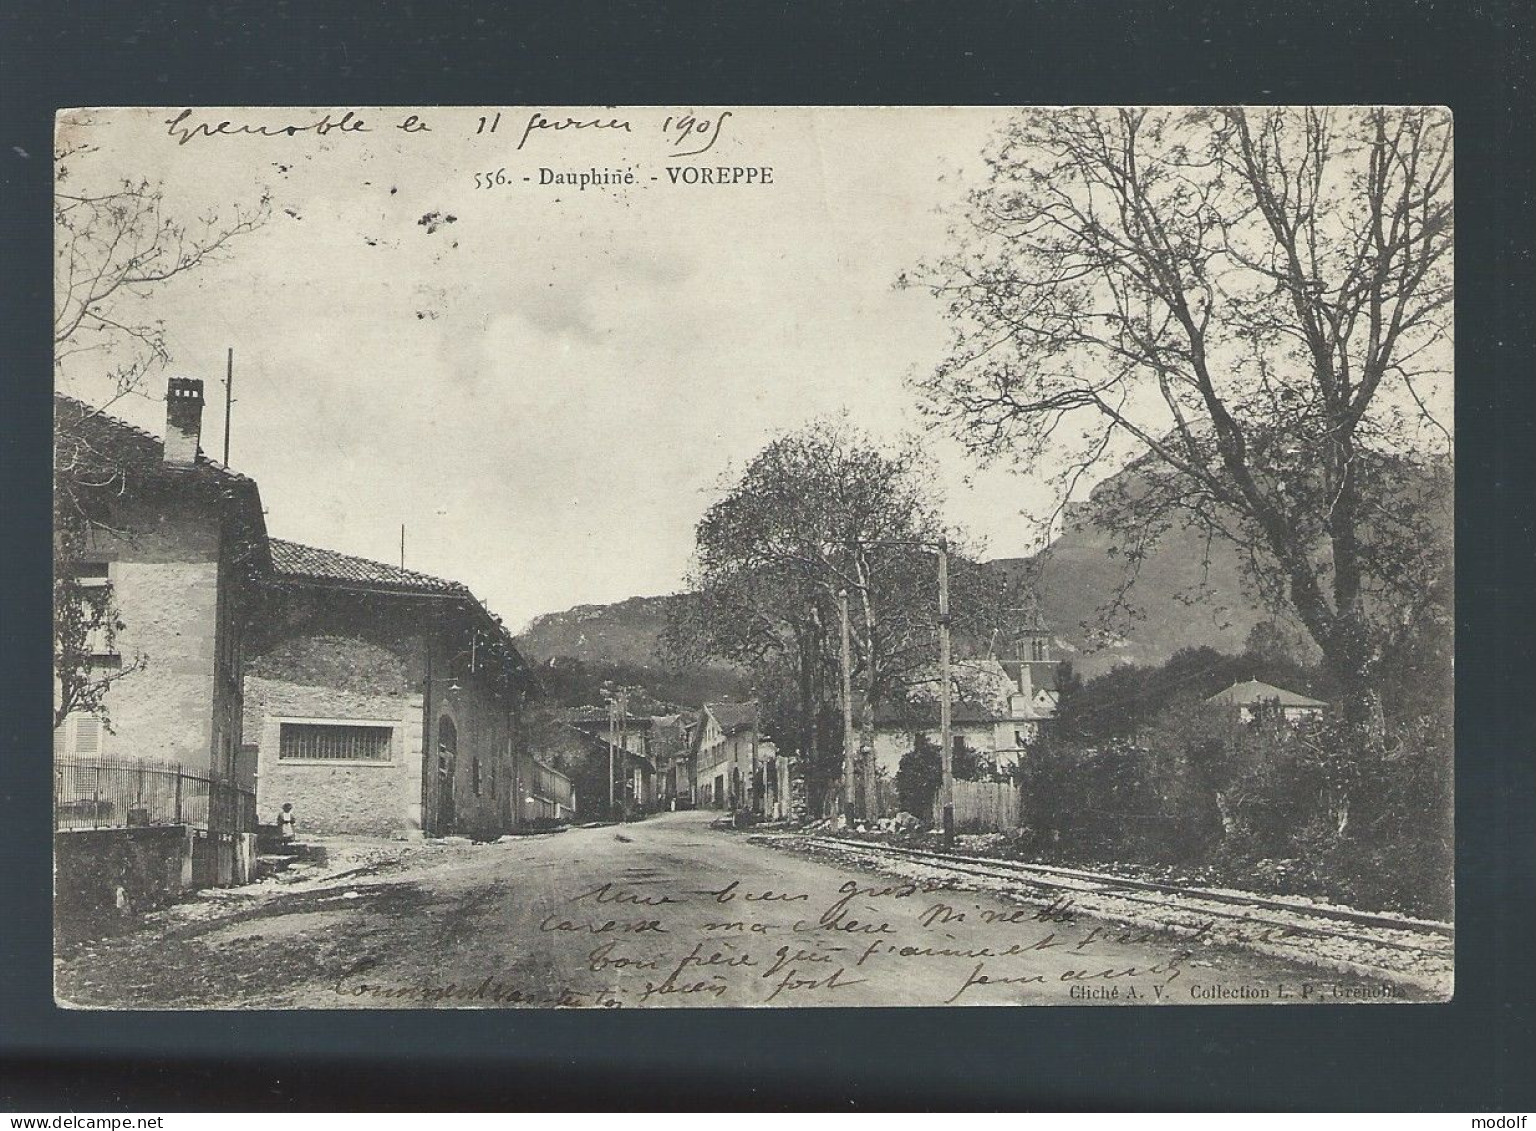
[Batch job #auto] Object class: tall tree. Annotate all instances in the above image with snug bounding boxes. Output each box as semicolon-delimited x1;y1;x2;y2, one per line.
666;419;1001;808
908;107;1453;727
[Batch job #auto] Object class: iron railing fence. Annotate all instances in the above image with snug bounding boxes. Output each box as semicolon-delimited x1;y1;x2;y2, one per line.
54;754;257;835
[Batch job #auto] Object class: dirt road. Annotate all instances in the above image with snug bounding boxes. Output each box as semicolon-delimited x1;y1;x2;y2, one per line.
55;811;1417;1008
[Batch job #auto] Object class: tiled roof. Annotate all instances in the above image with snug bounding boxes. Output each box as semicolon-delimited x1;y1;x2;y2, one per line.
556;720;655;765
1206;679;1327;709
55;392;270;570
564;705;652;728
1002;659;1060;693
268;538;531;682
269;538;470;596
55;393;256;486
705;701;758;735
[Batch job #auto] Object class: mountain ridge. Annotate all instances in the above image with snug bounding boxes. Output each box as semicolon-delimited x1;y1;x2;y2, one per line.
516;459;1449;698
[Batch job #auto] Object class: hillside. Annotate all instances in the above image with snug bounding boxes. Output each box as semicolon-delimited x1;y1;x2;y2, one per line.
517;458;1450;694
516;594;748;707
989;513;1274;677
516;531;1267;690
519;594;691;670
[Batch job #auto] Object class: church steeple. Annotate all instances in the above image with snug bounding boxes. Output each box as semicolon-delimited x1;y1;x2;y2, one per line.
998;570;1050;663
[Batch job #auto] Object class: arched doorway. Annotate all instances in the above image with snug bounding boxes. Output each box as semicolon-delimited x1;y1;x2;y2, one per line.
437;716;457;835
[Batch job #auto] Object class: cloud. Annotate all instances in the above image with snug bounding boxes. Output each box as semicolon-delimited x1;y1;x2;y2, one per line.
506;244;700;344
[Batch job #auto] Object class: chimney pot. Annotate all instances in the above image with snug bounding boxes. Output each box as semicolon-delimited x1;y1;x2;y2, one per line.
164;377;205;466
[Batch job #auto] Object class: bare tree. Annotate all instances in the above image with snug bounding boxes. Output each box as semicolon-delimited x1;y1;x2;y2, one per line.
53;546;147;731
907;107;1453;728
54;141;269;409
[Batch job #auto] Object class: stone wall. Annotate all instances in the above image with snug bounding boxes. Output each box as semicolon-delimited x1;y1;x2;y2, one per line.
55;826;257;942
247;673;425;839
54;825;195;939
76;500;223;775
245;588;531;841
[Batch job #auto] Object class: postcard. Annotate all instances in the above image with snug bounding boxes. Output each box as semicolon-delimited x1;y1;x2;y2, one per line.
52;106;1453;1007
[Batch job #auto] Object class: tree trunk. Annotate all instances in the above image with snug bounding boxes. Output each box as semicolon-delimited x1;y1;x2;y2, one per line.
797;625;822;814
853;566;880;821
1323;611;1380;733
1214;790;1238;841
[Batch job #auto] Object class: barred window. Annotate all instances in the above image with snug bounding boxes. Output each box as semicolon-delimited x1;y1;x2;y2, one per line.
279;722;393;762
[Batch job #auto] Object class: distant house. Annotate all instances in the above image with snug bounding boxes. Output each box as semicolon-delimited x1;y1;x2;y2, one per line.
869;626;1064;787
692;701;787;816
1205;679;1328;724
525;756;578;823
54;382;269;903
648;713;694;810
244;540;538;839
868;690;1017;783
564;706;658;814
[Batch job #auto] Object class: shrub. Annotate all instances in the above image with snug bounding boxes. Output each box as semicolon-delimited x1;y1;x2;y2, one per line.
1016;704;1453;917
895;735;980;817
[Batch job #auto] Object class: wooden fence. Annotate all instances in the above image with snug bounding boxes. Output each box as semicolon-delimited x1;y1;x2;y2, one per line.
935;780;1021;832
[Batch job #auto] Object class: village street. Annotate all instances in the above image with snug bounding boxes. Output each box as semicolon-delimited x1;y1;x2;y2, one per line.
54;812;1415;1010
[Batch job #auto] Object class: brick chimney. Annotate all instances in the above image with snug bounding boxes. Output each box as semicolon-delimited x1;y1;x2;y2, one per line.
164;377;205;467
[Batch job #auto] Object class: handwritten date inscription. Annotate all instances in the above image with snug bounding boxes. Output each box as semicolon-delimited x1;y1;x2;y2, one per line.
164;108;733;157
506;111;733;157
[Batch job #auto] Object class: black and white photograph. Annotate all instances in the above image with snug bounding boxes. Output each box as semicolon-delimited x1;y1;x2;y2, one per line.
51;105;1454;1009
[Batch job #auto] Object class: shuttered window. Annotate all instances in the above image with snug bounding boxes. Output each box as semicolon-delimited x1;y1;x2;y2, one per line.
75;715;102;755
55;712;105;758
279;723;393;762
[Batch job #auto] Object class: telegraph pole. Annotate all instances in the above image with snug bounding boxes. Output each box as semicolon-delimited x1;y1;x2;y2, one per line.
608;695;617;817
617;689;631;817
749;694;760;818
222;348;234;465
938;538;954;848
839;588;856;823
621;692;630;815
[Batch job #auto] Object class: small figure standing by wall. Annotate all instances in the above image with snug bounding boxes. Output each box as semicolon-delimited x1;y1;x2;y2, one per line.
278;803;297;843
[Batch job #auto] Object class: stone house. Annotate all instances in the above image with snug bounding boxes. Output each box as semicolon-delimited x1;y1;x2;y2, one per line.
55;383;269;783
53;382;269;906
646;713;693;810
525;757;578;822
532;719;640;819
243;540;539;840
691;701;782;814
868;633;1064;788
562;706;657;814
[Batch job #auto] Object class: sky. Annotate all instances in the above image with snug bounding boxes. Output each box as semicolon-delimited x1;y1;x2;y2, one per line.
56;106;1071;631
